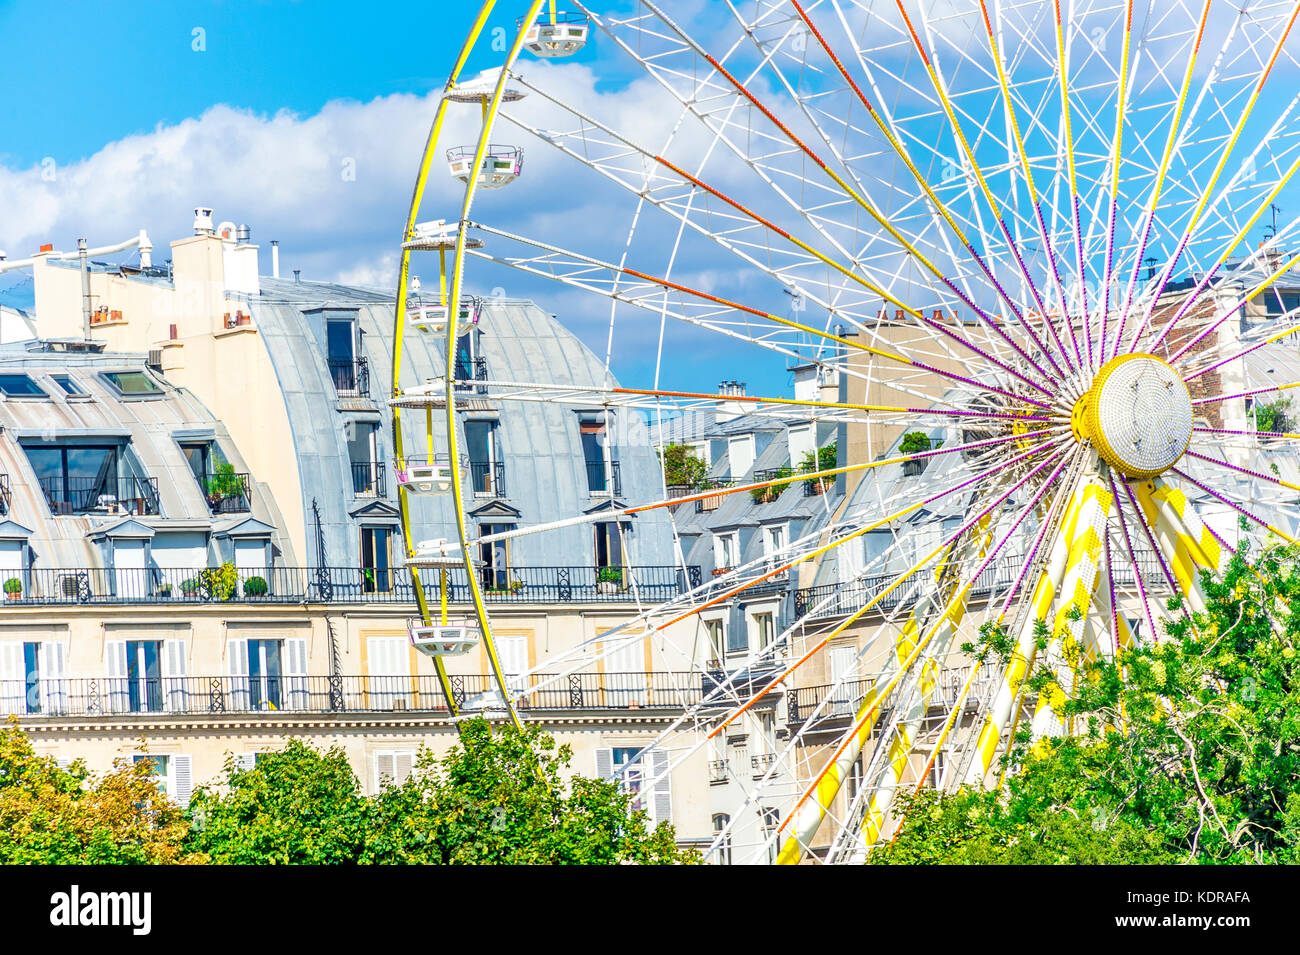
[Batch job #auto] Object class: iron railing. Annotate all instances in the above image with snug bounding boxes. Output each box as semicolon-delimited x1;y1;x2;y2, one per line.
200;471;251;514
351;461;386;497
0;473;9;514
0;671;702;718
39;475;160;516
0;564;702;606
469;461;506;497
786;664;1001;726
328;357;370;396
694;478;737;513
585;459;622;495
793;551;1169;621
453;357;489;393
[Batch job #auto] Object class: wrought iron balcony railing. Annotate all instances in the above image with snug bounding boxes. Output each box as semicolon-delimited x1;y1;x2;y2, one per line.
200;470;251;514
585;459;622;496
328;357;370;396
39;475;160;516
453;356;489;393
0;671;703;718
469;461;506;497
0;564;702;606
351;461;386;497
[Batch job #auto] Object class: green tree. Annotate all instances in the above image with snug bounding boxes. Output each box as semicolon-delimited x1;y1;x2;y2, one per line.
184;739;370;864
658;443;709;488
873;539;1300;864
0;726;197;864
365;718;698;864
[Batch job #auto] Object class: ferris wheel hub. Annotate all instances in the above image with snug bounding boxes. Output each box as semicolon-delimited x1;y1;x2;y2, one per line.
1078;353;1192;479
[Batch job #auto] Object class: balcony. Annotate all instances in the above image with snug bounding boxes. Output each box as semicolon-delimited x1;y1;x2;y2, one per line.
585;459;622;496
328;357;370;396
469;461;506;497
751;468;796;504
751;752;776;776
708;759;729;784
200;470;251;514
793;551;1169;621
351;461;386;497
453;356;489;393
694;478;737;513
0;671;704;717
0;473;9;514
39;475;160;516
0;564;703;606
785;665;1000;727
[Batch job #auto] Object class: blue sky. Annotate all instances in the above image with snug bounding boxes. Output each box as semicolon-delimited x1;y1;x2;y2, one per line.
0;0;786;396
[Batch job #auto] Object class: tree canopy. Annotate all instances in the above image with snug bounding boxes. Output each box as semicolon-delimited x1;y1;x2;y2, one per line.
873;538;1300;864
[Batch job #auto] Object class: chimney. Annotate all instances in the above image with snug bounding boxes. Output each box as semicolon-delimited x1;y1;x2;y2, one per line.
271;240;280;279
193;207;215;236
293;269;301;284
237;224;251;244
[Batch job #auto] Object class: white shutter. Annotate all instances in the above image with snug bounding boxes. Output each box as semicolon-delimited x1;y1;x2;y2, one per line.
39;641;66;715
234;753;257;772
375;752;396;791
594;747;613;780
648;748;672;826
105;640;129;714
829;645;857;714
227;638;249;711
171;755;193;807
394;752;414;785
162;640;188;713
0;642;24;715
284;638;308;711
367;637;406;709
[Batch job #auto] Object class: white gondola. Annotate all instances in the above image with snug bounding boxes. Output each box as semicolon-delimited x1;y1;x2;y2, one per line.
447;144;523;189
395;456;460;495
408;617;480;657
519;12;590;57
408;298;481;335
405;537;483;570
388;378;447;410
403;219;485;252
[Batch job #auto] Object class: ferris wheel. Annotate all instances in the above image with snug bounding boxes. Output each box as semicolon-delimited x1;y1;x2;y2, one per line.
389;0;1300;864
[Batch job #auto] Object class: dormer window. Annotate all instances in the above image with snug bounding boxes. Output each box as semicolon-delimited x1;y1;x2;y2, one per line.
0;374;45;398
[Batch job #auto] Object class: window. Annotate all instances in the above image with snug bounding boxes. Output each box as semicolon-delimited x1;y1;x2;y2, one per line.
465;419;504;496
347;423;383;496
360;526;391;592
752;612;775;654
479;522;513;590
761;807;780;863
107;639;185;714
101;371;162;395
0;641;65;715
0;374;45;397
580;414;620;495
928;749;946;790
594;521;623;570
714;533;738;571
703;617;726;663
726;614;747;655
24;442;157;516
133;753;193;806
374;751;415;790
762;524;786;572
598;746;672;826
712;814;731;865
51;374;85;396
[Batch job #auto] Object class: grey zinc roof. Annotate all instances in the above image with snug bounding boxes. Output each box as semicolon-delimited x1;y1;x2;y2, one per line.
244;280;678;569
0;344;293;569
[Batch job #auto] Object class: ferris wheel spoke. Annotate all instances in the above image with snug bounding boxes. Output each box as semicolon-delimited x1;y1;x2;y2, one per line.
1109;0;1212;360
1167;249;1300;365
466;221;1051;406
775;445;1072;859
898;1;1078;379
1181;312;1300;382
785;0;1067;388
1131;5;1300;354
981;0;1083;366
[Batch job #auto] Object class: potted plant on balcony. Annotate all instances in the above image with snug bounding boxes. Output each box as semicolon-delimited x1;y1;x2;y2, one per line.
200;562;239;601
156;581;173;598
899;431;932;476
3;578;21;601
596;566;624;594
204;463;243;507
180;577;201;598
244;576;269;599
508;579;524;595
